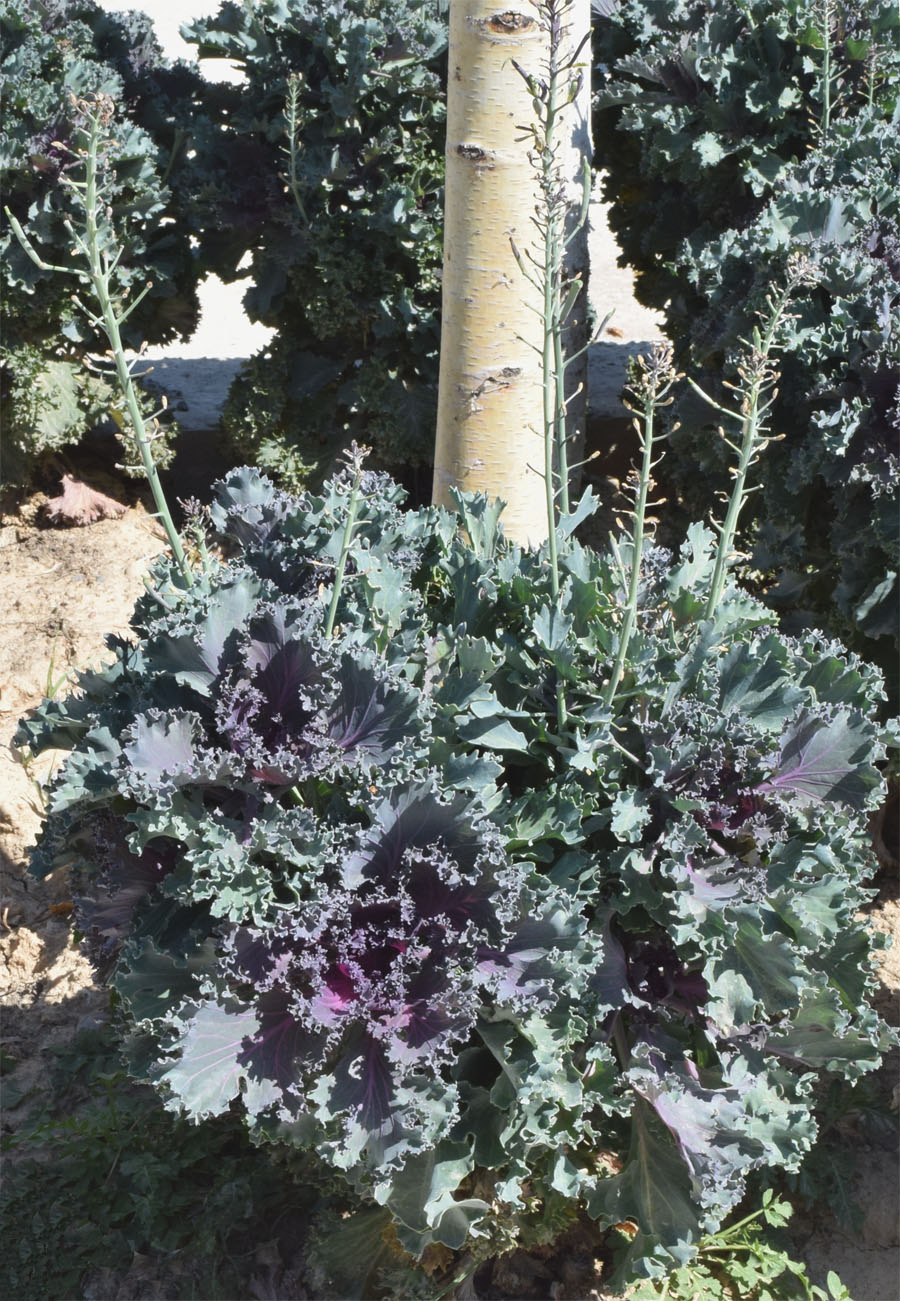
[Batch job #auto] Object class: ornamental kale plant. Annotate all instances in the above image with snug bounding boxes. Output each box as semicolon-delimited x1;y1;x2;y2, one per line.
0;0;208;483
20;447;893;1287
592;0;900;694
180;0;447;490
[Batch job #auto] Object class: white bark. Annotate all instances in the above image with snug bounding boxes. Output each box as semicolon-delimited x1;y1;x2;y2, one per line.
433;0;591;546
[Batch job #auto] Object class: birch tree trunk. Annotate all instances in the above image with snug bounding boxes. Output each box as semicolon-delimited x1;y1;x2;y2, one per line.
432;0;591;546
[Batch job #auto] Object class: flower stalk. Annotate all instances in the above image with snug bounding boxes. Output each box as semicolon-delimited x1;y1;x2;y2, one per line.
5;94;190;582
283;73;310;227
511;0;592;733
323;443;368;639
602;344;676;707
693;261;815;618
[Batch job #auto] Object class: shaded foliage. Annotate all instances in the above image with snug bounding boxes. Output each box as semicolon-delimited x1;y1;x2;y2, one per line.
182;0;447;489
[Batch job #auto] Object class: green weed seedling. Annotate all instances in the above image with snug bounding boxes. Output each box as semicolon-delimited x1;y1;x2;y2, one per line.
629;1191;850;1301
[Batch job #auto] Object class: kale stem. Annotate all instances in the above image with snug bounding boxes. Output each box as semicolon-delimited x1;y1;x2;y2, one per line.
603;345;675;706
513;0;592;735
603;402;654;708
704;276;795;618
538;0;571;731
554;299;569;516
6;99;191;584
821;0;832;136
324;456;364;639
541;74;562;589
79;103;190;582
607;732;643;767
609;1010;630;1068
430;1256;477;1301
703;373;762;619
284;74;309;227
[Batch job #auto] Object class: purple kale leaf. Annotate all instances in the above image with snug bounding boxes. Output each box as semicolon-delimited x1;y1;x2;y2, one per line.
328;651;424;766
757;710;880;808
153;787;591;1162
588;1039;815;1285
74;819;180;965
625;936;709;1015
215;611;329;779
342;787;497;890
213;613;424;785
626;1038;813;1213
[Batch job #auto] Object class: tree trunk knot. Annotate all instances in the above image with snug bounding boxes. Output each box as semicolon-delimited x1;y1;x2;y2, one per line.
457;144;494;165
487;11;535;32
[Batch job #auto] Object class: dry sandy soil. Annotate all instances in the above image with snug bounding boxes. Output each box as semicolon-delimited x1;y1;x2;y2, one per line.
0;498;167;1108
1;208;897;1301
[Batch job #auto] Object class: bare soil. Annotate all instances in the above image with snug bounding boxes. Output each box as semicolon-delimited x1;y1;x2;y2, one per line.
0;494;167;1125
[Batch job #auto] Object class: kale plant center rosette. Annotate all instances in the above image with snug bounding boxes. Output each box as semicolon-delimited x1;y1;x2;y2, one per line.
19;467;894;1286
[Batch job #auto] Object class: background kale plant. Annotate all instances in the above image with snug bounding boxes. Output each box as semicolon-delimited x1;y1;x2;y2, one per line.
19;451;893;1289
181;0;448;492
0;0;206;484
591;0;900;695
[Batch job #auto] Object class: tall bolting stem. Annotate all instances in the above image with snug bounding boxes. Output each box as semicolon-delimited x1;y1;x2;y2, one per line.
696;262;815;618
701;356;770;621
6;94;190;583
531;0;590;532
820;0;833;136
323;444;367;639
540;4;566;523
80;109;190;581
602;345;676;708
283;73;310;227
509;0;591;733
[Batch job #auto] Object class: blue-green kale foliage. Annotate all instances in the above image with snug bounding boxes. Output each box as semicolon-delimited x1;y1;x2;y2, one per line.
20;469;892;1286
0;0;208;478
592;0;900;685
181;0;447;488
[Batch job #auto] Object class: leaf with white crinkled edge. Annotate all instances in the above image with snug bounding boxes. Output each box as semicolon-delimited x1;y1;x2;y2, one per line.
47;727;122;814
757;709;880;808
763;988;894;1078
158;998;271;1120
717;633;806;729
146;577;260;696
626;1043;814;1220
586;1095;702;1285
704;906;812;1030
